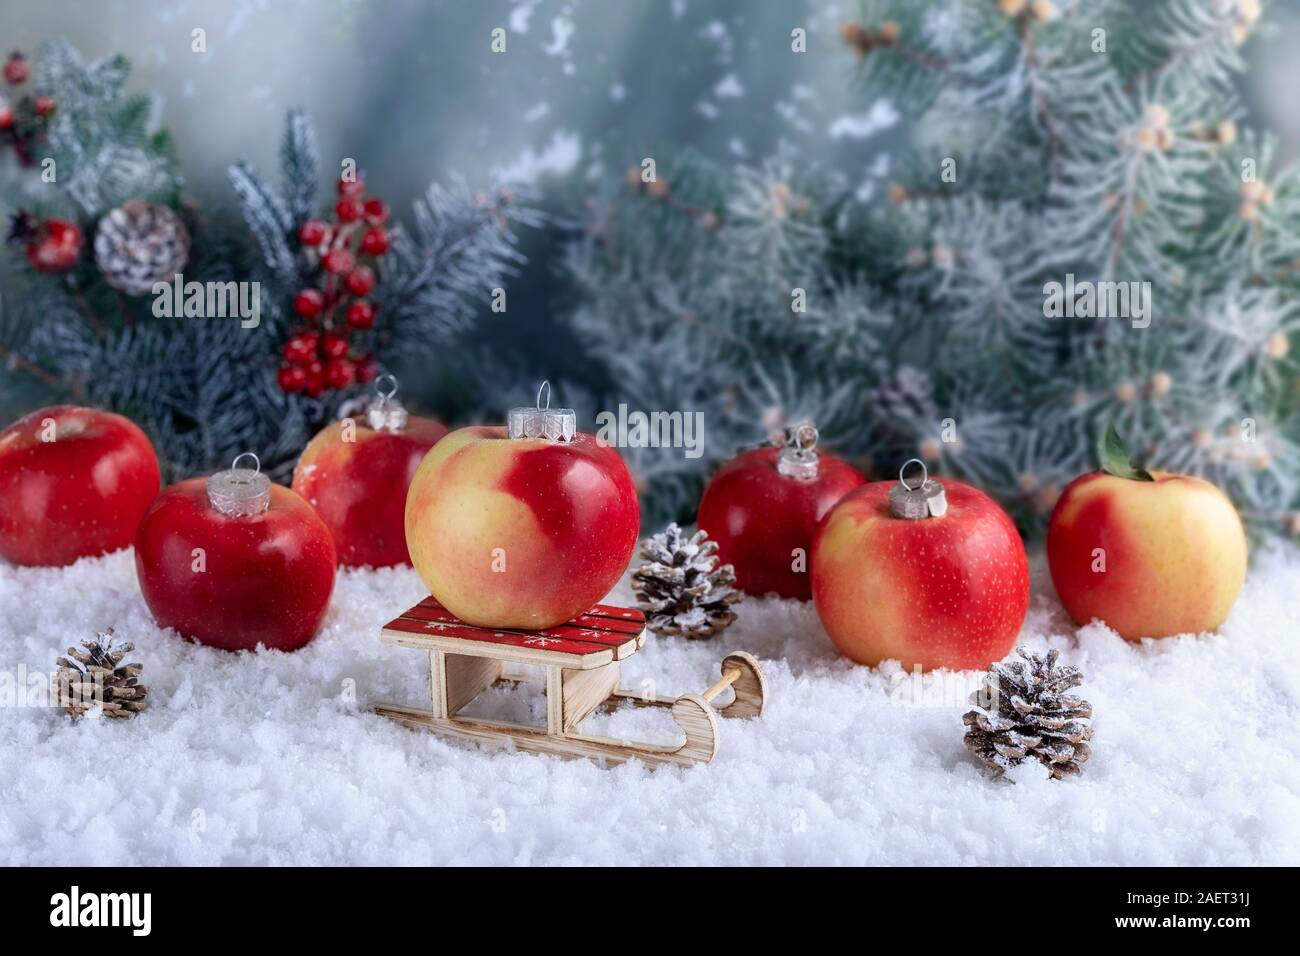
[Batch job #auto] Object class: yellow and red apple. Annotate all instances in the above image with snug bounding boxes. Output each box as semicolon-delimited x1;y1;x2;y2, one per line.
404;426;639;629
0;404;161;566
811;479;1029;671
1047;471;1246;639
292;414;448;568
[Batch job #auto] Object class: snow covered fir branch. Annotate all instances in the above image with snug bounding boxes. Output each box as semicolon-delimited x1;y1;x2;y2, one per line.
0;41;536;481
555;0;1298;538
1;3;1297;543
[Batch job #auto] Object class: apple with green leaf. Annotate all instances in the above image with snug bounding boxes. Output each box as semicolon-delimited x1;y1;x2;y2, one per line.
1046;424;1247;640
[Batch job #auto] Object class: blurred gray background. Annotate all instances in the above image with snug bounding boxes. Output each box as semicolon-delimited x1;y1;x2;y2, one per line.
3;0;1300;422
3;0;895;203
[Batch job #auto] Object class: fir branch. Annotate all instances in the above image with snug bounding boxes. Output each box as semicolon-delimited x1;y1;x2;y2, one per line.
1019;16;1062;183
228;160;298;288
0;343;62;389
63;277;107;340
280;108;319;227
554;0;1300;541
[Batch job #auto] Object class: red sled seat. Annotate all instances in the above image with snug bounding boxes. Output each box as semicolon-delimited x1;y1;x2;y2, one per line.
381;596;646;669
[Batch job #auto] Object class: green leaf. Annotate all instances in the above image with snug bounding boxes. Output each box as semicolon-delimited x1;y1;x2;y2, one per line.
1097;423;1154;482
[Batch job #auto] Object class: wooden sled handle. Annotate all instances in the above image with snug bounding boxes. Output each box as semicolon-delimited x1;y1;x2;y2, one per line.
702;667;741;703
709;651;767;720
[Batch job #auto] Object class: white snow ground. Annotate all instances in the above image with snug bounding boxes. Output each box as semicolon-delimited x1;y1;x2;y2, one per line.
2;546;1298;866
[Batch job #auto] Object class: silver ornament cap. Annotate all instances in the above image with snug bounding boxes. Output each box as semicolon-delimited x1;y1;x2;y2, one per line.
366;373;409;433
508;381;576;442
888;458;948;520
775;422;821;480
207;452;271;517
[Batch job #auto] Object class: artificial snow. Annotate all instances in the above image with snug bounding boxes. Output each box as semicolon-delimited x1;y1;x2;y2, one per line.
827;102;900;140
490;129;581;185
2;547;1298;866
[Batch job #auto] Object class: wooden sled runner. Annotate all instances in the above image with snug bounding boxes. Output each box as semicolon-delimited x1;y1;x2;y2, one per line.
373;597;767;767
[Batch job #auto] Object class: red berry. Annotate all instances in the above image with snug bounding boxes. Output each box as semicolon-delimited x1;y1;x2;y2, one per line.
360;227;389;256
346;299;375;329
322;248;355;275
304;360;326;398
344;266;376;296
298;219;329;246
277;364;307;393
293;288;325;318
321;333;350;359
3;54;28;86
33;96;54;118
282;332;319;366
325;357;356;390
24;218;83;273
335;197;364;223
363;198;389;225
337;177;365;198
355;355;379;384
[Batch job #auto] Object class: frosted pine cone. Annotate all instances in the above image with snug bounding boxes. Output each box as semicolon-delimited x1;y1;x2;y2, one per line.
94;200;190;295
963;649;1093;780
55;628;148;720
631;523;742;639
868;365;937;439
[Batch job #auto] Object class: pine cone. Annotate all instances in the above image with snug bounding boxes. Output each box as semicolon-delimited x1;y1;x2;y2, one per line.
55;628;148;720
963;649;1092;780
631;524;742;639
93;200;190;295
867;364;937;441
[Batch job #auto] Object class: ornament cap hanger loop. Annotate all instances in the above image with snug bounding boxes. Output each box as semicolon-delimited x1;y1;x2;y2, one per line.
793;423;819;451
890;458;947;520
776;421;821;480
231;451;261;475
367;373;408;432
509;381;576;442
209;450;272;517
899;458;928;491
375;373;399;403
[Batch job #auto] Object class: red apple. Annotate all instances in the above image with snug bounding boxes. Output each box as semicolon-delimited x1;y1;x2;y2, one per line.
135;478;336;651
697;445;865;599
404;426;640;629
811;478;1029;670
1047;471;1247;639
0;405;161;566
292;414;449;568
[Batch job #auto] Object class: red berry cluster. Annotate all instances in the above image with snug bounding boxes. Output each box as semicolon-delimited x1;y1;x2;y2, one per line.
0;52;56;167
7;210;82;273
277;175;391;397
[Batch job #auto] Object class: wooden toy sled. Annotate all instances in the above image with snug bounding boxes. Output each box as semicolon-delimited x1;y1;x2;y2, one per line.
373;597;767;767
